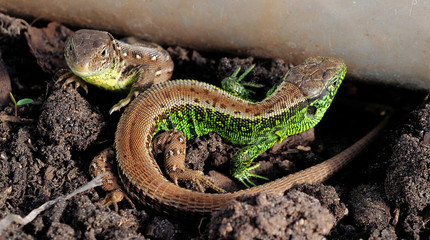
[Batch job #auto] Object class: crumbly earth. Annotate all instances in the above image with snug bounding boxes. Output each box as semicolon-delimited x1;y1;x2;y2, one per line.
0;17;429;239
205;191;335;240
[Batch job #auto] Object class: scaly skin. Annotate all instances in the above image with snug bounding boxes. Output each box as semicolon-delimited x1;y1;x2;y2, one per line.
63;29;174;114
109;56;361;215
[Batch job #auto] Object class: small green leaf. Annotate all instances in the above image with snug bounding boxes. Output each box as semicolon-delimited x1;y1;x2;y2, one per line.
9;92;17;105
16;98;33;106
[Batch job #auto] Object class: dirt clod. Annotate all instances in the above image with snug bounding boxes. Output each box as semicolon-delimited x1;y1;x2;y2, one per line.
348;184;395;239
37;85;104;151
206;191;335;240
383;96;430;239
145;216;180;240
297;184;348;223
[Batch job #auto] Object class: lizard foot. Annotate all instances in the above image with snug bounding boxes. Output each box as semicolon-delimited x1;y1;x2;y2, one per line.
58;70;89;94
109;90;139;114
221;64;263;101
169;168;225;193
100;189;135;212
90;148;135;211
233;163;270;188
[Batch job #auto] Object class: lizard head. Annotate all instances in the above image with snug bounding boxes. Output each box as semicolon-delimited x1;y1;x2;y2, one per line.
65;29;116;78
284;56;347;127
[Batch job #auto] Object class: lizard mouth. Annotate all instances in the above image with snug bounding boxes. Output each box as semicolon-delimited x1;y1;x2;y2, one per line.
65;56;93;78
69;64;110;78
69;67;92;77
66;54;107;78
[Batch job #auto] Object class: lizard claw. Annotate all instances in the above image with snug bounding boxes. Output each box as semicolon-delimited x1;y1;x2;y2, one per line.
101;189;135;212
90;148;135;211
109;90;140;114
58;70;89;94
170;168;225;193
221;64;258;101
233;163;269;188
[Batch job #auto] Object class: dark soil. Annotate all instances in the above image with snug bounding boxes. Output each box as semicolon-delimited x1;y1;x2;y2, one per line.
0;16;429;239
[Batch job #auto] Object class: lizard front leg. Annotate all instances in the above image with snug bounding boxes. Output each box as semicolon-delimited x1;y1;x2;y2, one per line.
109;60;173;114
230;134;281;188
108;64;157;114
58;70;89;94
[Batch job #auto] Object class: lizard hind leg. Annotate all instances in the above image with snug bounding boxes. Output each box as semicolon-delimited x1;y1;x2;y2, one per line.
220;64;263;102
89;148;135;211
153;130;225;193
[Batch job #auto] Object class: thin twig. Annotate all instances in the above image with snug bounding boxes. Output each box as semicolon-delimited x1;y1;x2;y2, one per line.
0;175;104;234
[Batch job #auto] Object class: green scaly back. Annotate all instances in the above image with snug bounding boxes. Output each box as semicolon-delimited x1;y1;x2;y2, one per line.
155;56;346;187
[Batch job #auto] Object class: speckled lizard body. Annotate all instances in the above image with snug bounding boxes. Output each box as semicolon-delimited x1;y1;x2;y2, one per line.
84;53;389;215
98;56;369;215
62;29;174;114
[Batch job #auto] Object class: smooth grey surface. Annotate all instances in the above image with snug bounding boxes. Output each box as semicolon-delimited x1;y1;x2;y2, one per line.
1;0;429;89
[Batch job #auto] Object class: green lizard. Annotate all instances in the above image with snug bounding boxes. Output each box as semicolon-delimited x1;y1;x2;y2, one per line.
91;56;350;214
77;50;357;216
144;56;346;187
